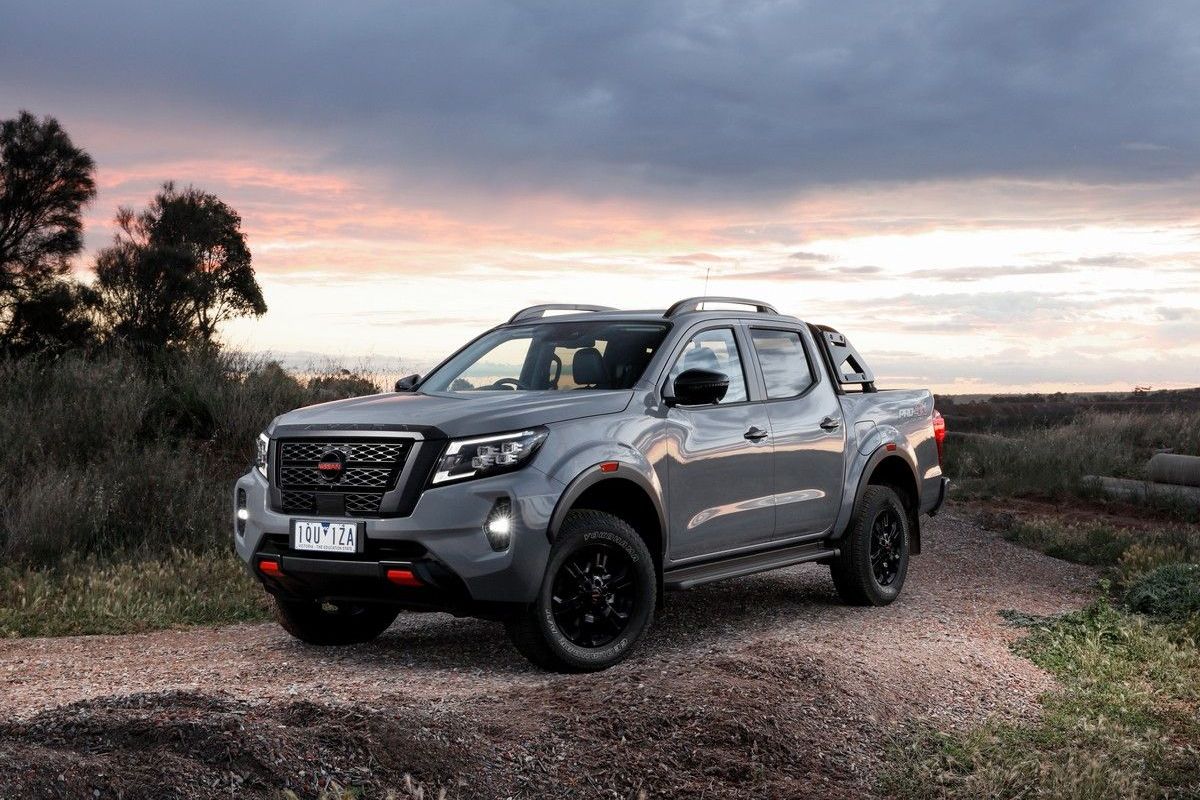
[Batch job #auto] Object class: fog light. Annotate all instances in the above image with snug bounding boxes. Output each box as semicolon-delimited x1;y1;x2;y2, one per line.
235;488;248;537
484;498;513;551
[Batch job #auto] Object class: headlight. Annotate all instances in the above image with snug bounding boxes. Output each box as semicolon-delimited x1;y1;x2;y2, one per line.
255;433;269;477
432;428;548;485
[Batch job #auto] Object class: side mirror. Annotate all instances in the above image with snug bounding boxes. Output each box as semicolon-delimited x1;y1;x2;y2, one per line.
394;373;421;392
667;368;729;407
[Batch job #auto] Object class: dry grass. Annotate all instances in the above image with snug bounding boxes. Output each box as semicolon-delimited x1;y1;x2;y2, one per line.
0;350;378;637
0;350;379;566
945;410;1200;510
0;549;269;637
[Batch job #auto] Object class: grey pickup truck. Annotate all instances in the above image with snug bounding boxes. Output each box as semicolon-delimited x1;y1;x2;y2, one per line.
234;297;948;672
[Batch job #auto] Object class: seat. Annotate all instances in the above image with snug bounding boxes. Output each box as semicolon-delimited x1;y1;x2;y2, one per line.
572;347;607;387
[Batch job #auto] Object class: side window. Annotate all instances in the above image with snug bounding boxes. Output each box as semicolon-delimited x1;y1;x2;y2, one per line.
668;328;748;404
749;329;814;399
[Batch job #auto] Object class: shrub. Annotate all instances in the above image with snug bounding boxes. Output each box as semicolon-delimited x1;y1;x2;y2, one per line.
1116;542;1192;584
0;350;380;567
1123;563;1200;622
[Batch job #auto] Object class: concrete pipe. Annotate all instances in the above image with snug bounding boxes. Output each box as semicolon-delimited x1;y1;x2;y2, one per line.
1147;453;1200;488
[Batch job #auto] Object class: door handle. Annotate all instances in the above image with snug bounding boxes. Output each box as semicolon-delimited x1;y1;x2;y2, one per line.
744;426;769;442
819;416;842;431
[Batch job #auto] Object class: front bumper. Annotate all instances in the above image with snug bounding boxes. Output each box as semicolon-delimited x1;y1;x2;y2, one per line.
233;465;562;607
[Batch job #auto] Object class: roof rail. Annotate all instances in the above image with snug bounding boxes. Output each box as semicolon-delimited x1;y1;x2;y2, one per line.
508;304;617;323
663;296;778;318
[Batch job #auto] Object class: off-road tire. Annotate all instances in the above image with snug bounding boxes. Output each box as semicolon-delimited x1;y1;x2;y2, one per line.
506;510;656;673
272;597;399;646
830;485;910;606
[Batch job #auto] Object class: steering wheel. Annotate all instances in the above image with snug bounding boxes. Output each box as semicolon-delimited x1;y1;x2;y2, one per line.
488;377;525;390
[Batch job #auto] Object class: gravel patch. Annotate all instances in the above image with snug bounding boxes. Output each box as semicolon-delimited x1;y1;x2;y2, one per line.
0;507;1096;797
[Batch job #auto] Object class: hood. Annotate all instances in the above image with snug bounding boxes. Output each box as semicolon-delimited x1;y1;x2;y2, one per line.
268;389;634;439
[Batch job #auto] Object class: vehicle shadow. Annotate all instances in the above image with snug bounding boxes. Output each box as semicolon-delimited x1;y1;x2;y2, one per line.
275;563;844;674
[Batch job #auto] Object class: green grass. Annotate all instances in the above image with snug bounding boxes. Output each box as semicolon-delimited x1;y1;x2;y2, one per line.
883;599;1200;800
977;512;1200;585
0;549;270;637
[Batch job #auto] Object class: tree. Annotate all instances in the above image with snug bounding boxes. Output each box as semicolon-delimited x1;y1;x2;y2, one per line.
0;111;96;336
1;278;99;358
96;183;266;349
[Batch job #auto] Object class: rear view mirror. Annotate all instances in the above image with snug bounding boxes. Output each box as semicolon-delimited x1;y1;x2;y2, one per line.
667;368;729;406
394;374;421;392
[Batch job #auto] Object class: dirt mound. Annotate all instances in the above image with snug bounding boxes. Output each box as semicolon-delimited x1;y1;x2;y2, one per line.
0;691;484;799
1;646;875;799
497;643;877;798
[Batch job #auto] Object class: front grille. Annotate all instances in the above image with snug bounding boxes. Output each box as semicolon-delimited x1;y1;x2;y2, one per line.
275;438;412;517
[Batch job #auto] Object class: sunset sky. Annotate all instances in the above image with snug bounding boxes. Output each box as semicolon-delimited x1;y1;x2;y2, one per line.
2;1;1197;392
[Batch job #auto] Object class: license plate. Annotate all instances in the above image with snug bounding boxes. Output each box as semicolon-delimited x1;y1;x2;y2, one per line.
292;520;361;554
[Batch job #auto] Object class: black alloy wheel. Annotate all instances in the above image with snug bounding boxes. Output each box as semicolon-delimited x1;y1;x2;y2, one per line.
870;505;904;587
550;542;637;648
829;484;910;606
505;509;656;672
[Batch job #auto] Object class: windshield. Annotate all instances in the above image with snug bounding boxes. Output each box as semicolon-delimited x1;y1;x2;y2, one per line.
422;320;671;392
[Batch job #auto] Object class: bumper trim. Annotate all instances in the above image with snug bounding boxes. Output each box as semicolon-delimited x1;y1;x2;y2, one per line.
277;555;406;578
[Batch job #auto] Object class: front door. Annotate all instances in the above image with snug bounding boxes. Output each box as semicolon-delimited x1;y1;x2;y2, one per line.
663;326;776;562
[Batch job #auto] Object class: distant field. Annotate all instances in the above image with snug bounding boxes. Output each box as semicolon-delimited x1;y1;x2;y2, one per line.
937;386;1200;432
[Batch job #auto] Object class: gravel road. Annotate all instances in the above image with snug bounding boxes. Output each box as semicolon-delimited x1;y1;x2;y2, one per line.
0;507;1096;798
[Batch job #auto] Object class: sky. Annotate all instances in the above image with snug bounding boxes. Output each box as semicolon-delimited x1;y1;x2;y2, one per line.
2;0;1198;393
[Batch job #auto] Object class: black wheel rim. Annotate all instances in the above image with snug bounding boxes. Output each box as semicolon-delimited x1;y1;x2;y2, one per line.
870;506;904;587
550;542;637;648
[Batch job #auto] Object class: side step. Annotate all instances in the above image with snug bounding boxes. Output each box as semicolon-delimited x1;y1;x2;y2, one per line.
662;540;839;591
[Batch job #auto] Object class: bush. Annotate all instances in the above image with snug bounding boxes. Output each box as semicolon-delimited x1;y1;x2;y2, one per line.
0;350;381;567
1123;563;1200;622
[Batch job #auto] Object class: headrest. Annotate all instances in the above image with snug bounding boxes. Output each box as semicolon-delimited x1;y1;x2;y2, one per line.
572;347;606;386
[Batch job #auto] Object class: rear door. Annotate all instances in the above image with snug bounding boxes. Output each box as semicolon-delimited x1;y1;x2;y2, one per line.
662;325;776;562
747;325;846;538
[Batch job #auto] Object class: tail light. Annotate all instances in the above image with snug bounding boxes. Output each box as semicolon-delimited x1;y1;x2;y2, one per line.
932;409;946;466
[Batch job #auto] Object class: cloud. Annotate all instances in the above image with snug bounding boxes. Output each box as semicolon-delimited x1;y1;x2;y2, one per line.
906;262;1079;282
664;253;726;265
718;263;884;281
6;0;1197;205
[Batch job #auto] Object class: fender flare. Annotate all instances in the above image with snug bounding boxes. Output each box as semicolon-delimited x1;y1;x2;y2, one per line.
849;444;923;555
546;462;668;552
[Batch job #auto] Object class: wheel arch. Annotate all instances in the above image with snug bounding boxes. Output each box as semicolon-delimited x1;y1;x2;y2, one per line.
855;450;922;555
549;465;666;576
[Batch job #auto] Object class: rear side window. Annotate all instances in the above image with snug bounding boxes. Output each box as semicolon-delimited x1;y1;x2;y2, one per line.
749;329;814;399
